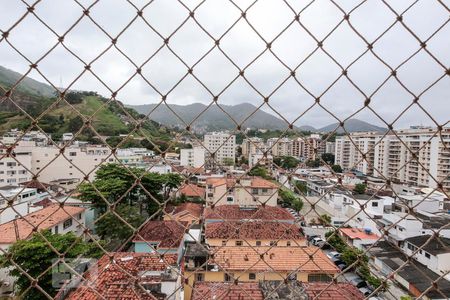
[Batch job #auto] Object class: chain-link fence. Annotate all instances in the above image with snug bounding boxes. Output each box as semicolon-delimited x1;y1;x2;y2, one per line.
0;0;449;299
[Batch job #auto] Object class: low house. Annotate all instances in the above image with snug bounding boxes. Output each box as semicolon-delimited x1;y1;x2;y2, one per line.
205;221;305;247
205;177;279;207
402;235;450;280
133;220;186;260
63;253;181;300
204;205;295;224
0;204;86;250
163;202;203;225
177;184;205;201
184;246;339;299
339;228;380;249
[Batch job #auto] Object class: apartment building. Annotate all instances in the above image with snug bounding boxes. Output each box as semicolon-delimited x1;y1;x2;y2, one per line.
204;132;236;165
12;141;115;190
0;186;44;224
292;135;326;160
374;127;450;191
180;146;206;168
335;132;378;175
326;141;336;154
0;146;32;187
241;137;265;158
267;137;292;157
205;177;279;207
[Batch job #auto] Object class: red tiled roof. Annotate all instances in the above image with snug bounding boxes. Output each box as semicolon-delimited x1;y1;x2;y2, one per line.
211;246;339;273
204;205;294;221
0;204;85;244
171;202;203;218
179;184;205;198
339;228;380;240
133;220;186;248
32;197;53;208
205;221;304;240
303;283;364;300
192;282;263;300
65;252;178;300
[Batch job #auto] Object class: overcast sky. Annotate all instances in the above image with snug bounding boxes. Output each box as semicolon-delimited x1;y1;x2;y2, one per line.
1;0;449;128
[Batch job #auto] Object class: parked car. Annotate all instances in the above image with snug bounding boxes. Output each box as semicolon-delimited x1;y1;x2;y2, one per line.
336;263;347;271
359;287;373;297
327;251;341;260
311;237;324;246
350;278;367;289
307;235;320;242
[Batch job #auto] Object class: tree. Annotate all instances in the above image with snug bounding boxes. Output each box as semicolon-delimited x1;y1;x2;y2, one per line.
305;158;321;168
319;214;332;225
331;164;343;173
292;199;304;212
96;204;145;241
0;231;102;300
293;181;307;195
274;156;299;169
353;183;367;194
222;157;235;166
321;153;335;165
248;166;270;179
325;231;347;252
65;91;84;104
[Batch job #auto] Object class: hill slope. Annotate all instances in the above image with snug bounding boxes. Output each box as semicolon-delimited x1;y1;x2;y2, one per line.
129;102;297;132
129;103;385;133
0;65;55;98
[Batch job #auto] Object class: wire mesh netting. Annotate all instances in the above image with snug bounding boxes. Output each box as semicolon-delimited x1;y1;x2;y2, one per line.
0;0;449;300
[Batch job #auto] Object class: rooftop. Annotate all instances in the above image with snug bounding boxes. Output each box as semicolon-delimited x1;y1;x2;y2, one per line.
0;204;85;244
192;282;263;300
204;205;294;222
205;221;304;240
206;176;279;189
339;228;380;240
405;235;450;256
65;252;178;300
178;184;205;198
165;202;203;219
259;280;307;299
133;220;186;248
303;283;365;300
210;246;338;273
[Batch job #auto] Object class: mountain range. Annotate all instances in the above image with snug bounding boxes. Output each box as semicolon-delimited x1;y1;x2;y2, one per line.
129;103;387;133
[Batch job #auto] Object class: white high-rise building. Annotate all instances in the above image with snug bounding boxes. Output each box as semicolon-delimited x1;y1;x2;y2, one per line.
0;146;32;187
180;146;206;168
204;132;236;166
241;137;264;158
326;142;336;155
335;132;378;174
374;127;450;191
334;127;450;191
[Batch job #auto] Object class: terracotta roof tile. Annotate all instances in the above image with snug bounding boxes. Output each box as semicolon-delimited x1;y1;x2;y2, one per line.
210;246;339;273
204;205;294;222
65;252;178;300
303;282;364;300
192;282;263;300
171;202;203;218
205;221;304;240
0;204;85;244
339;228;380;240
133;220;186;248
179;184;205;198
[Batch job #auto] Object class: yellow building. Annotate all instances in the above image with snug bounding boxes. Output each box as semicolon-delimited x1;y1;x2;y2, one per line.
183;245;338;300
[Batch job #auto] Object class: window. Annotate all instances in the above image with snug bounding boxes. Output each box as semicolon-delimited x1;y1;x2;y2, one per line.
196;273;204;282
226;197;234;203
222;240;227;246
255;241;261;246
308;274;332;282
77;213;82;220
249;273;256;280
286;241;291;246
224;273;233;282
63;219;73;229
425;252;431;259
54;225;59;234
262;188;268;193
372;202;379;207
270;241;277;246
252;188;258;195
7;162;16;167
407;243;417;251
69;152;77;156
235;241;243;246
